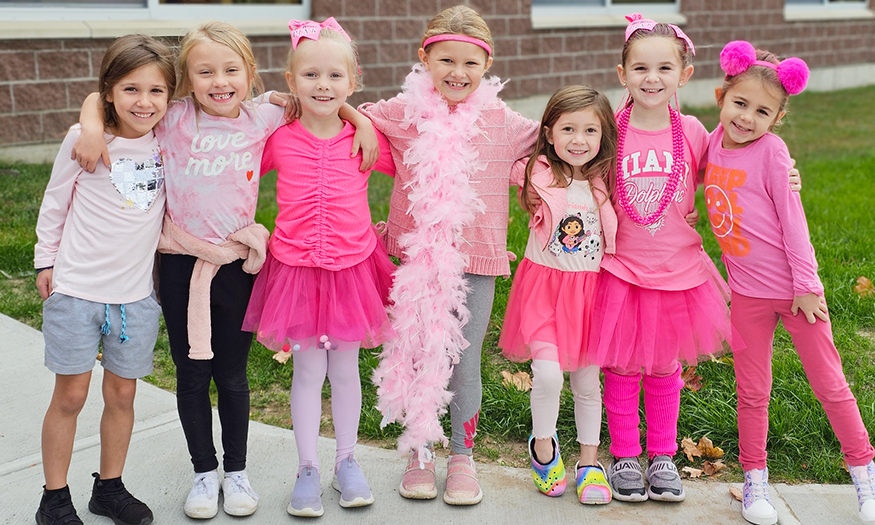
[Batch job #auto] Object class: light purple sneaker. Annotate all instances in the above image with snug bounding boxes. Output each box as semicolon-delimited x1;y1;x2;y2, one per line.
287;466;323;517
332;456;375;508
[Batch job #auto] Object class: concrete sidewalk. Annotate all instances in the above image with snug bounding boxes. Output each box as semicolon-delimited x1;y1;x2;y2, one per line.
0;313;863;524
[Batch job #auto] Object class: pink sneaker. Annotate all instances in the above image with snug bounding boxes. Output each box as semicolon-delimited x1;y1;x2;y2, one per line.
443;455;483;505
399;452;437;500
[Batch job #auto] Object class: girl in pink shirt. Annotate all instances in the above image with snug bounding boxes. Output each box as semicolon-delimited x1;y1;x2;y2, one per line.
705;41;875;525
361;5;539;505
242;19;396;518
591;14;732;504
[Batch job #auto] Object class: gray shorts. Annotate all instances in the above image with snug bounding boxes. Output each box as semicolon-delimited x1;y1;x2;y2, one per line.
42;292;160;379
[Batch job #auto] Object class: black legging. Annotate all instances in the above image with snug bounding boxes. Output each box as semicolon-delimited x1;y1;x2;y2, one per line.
159;253;254;473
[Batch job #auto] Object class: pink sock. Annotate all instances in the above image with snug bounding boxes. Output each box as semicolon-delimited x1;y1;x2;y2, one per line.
291;347;329;471
603;368;642;458
327;346;362;469
643;363;683;459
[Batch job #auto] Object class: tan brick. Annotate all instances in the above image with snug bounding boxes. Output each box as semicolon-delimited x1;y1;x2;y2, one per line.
467;0;494;16
43;110;79;142
253;44;271;73
519;36;539;56
356;42;379;68
551;54;574;74
394;18;426;41
38;51;90;80
67;79;98;110
0;39;61;51
494;0;520;16
0;86;11;114
539;74;562;95
270;45;290;70
260;71;287;93
378;42;410;65
540;36;563;56
380;0;407;17
13;82;67;112
0;114;42;145
361;65;394;87
345;0;376;17
0;52;37;82
410;0;439;17
494;37;519;57
313;0;343;18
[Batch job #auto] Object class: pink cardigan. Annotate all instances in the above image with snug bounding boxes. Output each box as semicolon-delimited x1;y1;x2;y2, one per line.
362;95;539;277
510;156;617;255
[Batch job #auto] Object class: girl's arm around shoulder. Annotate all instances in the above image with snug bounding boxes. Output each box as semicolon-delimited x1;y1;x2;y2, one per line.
357;96;405;137
370;129;396;177
340;103;380;171
681;114;710;176
506;107;540;160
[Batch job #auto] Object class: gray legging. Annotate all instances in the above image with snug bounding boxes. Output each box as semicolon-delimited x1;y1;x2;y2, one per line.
447;273;496;455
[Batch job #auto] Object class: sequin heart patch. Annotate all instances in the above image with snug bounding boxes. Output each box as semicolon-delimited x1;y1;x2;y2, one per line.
110;154;165;212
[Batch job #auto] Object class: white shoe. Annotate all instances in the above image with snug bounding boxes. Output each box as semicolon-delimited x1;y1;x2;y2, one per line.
185;470;219;519
222;470;259;516
849;461;875;523
742;468;777;525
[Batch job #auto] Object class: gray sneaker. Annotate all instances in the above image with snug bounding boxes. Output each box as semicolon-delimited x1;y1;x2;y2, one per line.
645;455;685;502
608;457;647;502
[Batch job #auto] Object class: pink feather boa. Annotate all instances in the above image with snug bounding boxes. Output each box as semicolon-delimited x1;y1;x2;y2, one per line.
372;64;504;463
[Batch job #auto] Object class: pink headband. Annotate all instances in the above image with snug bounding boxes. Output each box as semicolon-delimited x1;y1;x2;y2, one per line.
720;40;809;95
289;17;350;49
421;34;492;56
624;13;695;56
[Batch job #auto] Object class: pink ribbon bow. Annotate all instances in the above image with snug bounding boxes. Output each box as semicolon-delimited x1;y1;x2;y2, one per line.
624;13;696;56
289;17;350;49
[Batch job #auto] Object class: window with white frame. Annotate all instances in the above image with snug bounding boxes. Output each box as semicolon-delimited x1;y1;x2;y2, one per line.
530;0;682;30
784;0;873;21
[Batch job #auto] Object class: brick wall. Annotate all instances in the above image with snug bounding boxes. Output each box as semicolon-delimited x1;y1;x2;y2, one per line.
1;0;874;150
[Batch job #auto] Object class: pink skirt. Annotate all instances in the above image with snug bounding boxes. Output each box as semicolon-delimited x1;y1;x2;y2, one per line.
243;241;396;352
499;258;599;372
588;270;730;375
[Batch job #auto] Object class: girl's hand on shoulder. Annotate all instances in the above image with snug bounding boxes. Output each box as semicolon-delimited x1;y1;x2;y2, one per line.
789;158;801;192
684;208;699;228
791;293;828;324
270;92;300;122
352;119;379;172
71;129;110;172
36;268;53;301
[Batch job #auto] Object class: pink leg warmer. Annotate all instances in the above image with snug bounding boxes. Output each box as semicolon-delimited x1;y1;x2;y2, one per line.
326;345;363;468
643;363;683;459
290;347;329;471
602;368;642;458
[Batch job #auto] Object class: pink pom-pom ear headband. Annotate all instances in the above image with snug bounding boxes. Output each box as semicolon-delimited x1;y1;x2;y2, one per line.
719;40;809;95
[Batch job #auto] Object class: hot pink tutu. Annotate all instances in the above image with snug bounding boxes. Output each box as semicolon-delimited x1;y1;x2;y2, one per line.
243;241;396;352
588;270;730;374
499;258;599;371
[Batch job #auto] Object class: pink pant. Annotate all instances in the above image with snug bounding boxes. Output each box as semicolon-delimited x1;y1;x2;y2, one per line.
732;292;874;470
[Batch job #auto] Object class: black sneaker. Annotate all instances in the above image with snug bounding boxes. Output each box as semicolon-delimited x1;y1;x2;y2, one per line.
87;472;153;525
35;485;83;525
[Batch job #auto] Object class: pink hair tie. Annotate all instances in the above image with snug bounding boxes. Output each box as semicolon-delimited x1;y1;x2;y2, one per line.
719;40;809;95
624;13;695;56
289;17;350;49
421;34;492;56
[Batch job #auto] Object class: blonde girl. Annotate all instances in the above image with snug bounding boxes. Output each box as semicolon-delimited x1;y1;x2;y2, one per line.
499;85;617;505
241;18;397;518
706;41;875;525
34;34;174;525
362;5;540;505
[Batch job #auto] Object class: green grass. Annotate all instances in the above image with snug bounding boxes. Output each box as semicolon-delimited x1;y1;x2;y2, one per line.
2;85;875;481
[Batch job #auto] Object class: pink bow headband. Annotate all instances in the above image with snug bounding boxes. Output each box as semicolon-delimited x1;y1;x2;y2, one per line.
624;13;695;56
720;41;809;95
289;17;350;49
421;34;492;56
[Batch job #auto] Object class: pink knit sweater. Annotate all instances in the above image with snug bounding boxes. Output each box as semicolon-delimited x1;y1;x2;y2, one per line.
361;72;539;277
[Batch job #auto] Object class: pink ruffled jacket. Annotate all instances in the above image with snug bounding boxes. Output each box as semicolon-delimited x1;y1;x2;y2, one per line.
362;97;539;277
511;156;617;254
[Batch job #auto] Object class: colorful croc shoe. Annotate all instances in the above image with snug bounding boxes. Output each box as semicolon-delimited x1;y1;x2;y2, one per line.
575;462;612;505
528;434;567;497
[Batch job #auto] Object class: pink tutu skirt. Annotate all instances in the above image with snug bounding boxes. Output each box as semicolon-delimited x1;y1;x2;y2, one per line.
499;258;599;372
243;241;396;352
588;271;730;374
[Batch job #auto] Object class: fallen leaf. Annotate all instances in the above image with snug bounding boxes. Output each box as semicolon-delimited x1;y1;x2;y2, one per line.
681;436;702;462
682;466;703;478
681;366;703;392
855;276;874;297
712;355;734;366
703;460;727;476
698;436;725;459
96;352;103;361
729;486;743;501
272;352;291;364
500;370;532;391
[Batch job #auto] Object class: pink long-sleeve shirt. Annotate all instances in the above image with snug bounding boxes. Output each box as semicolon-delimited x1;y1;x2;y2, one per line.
601;114;715;291
361;93;539;277
260;120;396;270
155;96;286;244
34;126;165;304
704;124;824;299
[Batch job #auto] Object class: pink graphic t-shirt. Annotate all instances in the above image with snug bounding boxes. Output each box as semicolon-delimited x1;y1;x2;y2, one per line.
155;96;286;244
601;114;713;291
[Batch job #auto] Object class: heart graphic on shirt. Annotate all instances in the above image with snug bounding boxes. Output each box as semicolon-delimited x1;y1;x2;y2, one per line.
246;170;254;181
110;154;165;212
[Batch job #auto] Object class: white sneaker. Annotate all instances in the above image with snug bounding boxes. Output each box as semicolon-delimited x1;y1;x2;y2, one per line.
849;461;875;523
742;468;777;525
222;470;259;516
185;470;219;519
